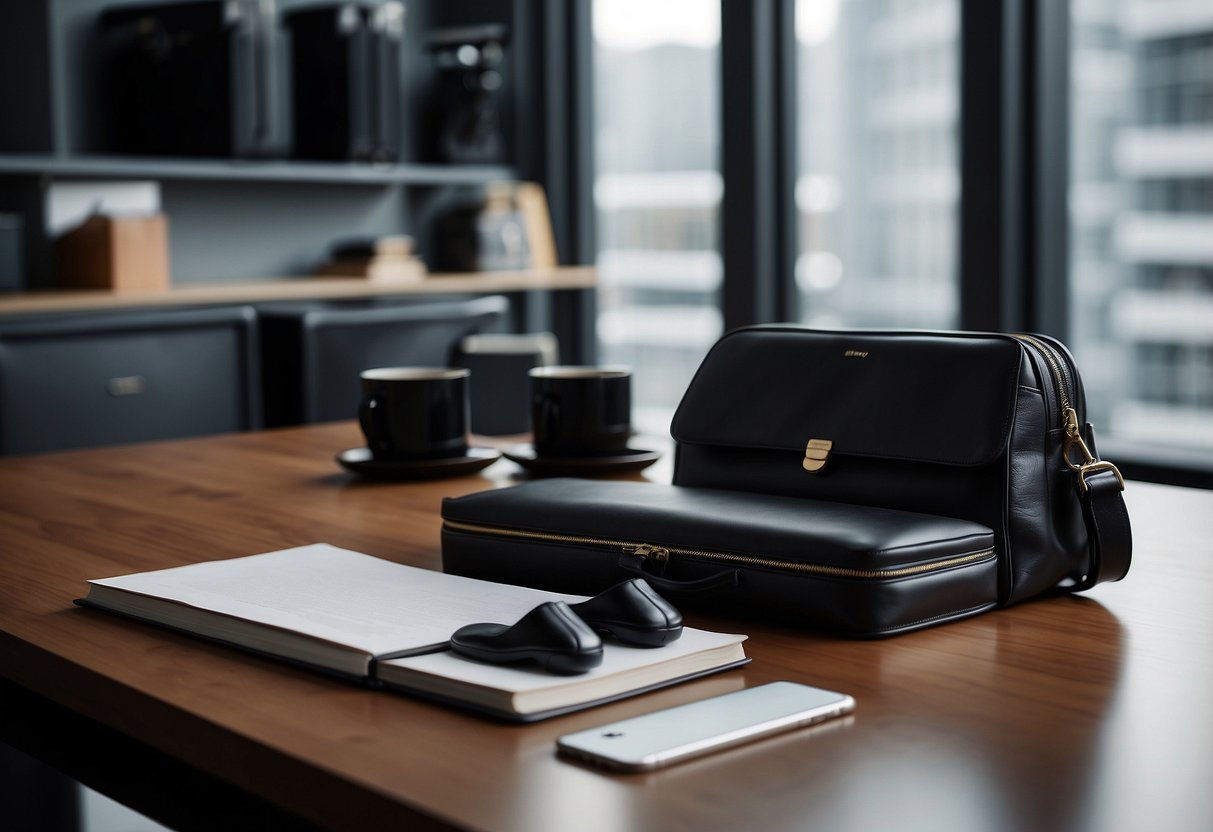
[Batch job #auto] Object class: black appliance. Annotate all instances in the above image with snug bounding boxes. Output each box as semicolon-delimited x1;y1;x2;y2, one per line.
427;23;508;163
284;3;404;162
98;0;289;158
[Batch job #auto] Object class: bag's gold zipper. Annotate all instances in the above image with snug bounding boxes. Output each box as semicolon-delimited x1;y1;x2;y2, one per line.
1013;334;1124;491
443;519;995;580
1014;333;1073;417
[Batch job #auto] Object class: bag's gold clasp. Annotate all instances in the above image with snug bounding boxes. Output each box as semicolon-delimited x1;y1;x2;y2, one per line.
1062;408;1125;493
803;438;833;473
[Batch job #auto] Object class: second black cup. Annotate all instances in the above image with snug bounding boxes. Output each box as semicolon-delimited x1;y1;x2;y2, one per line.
359;367;469;460
530;366;631;457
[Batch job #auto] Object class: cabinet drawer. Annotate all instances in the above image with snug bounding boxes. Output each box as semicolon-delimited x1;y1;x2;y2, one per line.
0;306;260;455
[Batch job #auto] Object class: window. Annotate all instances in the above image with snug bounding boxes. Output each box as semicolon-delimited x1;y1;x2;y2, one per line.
572;0;1210;480
795;0;960;329
1069;0;1213;452
591;0;722;435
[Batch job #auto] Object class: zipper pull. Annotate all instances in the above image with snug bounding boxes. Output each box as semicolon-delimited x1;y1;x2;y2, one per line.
1063;407;1095;470
627;544;670;562
625;544;671;575
618;544;679;583
1063;407;1081;439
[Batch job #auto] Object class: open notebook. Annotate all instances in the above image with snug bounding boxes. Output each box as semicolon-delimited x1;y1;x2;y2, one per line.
77;544;748;721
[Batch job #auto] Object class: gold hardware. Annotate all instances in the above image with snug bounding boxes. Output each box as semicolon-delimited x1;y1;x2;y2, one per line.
844;350;869;358
628;544;670;562
803;438;833;473
442;520;996;581
1062;408;1125;492
1077;461;1125;493
1017;338;1126;495
1016;334;1073;414
1062;407;1092;470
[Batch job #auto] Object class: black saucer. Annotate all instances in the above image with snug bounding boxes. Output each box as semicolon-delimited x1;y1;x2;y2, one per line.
502;444;661;477
336;446;502;480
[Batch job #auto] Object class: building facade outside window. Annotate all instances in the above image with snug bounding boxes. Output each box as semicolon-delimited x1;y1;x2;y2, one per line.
1070;0;1213;451
590;0;1211;465
795;0;960;329
592;0;722;435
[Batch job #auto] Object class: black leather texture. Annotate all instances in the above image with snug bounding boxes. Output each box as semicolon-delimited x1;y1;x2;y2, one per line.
672;329;1024;466
569;579;684;647
442;479;998;637
449;600;603;675
441;326;1131;636
671;326;1131;604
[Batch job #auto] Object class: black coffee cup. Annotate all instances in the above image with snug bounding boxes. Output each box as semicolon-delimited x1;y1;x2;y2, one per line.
530;366;632;457
358;367;469;460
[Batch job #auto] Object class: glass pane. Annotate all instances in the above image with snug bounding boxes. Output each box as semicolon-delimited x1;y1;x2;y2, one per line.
795;0;960;328
1070;1;1213;452
592;0;722;435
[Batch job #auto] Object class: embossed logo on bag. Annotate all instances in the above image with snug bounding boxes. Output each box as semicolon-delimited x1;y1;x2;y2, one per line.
844;350;869;358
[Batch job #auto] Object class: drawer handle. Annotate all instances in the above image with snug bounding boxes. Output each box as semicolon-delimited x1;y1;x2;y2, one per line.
108;376;146;397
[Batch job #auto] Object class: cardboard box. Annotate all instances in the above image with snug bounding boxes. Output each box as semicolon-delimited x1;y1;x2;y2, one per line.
56;214;171;292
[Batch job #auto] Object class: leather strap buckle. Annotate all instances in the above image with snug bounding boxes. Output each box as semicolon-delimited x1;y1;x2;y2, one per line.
1078;460;1125;494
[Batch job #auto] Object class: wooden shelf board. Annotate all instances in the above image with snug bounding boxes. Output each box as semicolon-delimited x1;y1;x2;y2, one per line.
0;154;515;186
0;267;596;316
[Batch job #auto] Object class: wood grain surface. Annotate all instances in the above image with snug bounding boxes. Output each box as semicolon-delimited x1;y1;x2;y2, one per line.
1;422;1211;831
0;267;596;317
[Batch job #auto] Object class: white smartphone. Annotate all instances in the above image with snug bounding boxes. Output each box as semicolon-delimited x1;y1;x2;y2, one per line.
556;681;855;772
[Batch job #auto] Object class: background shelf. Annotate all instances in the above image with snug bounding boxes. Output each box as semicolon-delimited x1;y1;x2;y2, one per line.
0;267;597;317
0;154;517;187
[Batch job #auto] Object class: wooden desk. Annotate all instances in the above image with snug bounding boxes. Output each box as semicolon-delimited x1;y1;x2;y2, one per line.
1;423;1210;831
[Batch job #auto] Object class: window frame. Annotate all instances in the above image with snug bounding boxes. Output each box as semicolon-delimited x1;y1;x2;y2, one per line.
719;0;799;330
554;0;1210;487
515;1;597;364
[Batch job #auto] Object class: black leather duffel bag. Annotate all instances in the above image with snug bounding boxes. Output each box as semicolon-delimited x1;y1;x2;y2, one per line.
442;327;1132;636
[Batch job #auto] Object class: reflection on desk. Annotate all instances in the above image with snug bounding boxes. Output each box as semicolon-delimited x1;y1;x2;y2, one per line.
0;420;1210;832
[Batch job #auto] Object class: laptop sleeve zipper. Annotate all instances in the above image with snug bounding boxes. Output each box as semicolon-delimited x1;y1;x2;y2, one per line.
443;519;995;581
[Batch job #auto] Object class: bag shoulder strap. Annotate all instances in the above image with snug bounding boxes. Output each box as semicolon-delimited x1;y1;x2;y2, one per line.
1071;466;1133;592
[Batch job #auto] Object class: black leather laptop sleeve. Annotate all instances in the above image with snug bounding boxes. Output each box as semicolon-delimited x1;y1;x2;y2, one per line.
442;478;997;637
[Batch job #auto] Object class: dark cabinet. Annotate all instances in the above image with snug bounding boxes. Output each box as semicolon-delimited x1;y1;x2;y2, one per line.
0;306;260;455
